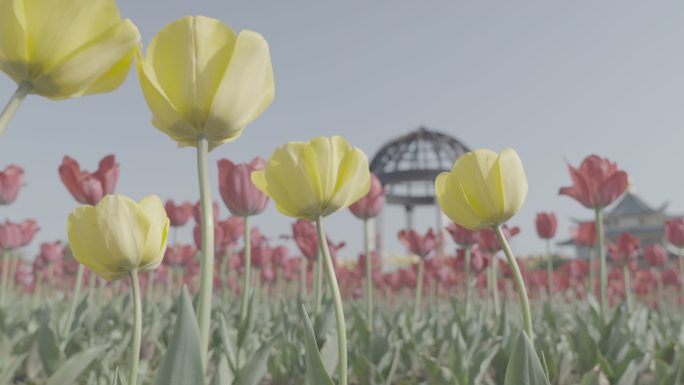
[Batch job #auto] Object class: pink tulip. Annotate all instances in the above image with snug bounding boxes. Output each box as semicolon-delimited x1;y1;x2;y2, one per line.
560;260;590;279
571;222;597;248
164;245;197;266
0;165;24;205
644;244;667;267
219;216;245;246
18;219;38;247
607;233;640;265
165;200;193;227
59;155;119;205
193;223;225;253
446;223;476;247
559;155;628;210
0;221;22;250
398;229;437;257
38;241;64;263
218;158;269;217
535;212;557;240
665;218;684;248
476;226;520;253
272;246;289;268
292;219;318;261
349;173;384;220
192;200;220;223
663;268;680;286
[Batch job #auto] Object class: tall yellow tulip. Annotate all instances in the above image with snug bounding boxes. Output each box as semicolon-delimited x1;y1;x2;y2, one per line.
435;148;527;230
0;0;140;137
67;194;169;280
136;15;274;150
136;16;274;367
251;136;371;220
435;148;534;340
252;135;370;385
67;194;168;385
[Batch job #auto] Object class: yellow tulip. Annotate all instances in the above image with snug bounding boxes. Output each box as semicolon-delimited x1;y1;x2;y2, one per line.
435;148;528;230
67;195;169;281
0;0;140;99
136;16;274;150
251;136;371;221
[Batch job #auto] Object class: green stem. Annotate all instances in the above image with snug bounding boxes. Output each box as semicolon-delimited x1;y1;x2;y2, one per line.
589;246;595;298
240;216;251;323
623;264;633;312
464;247;471;317
414;258;424;323
595;209;608;323
491;255;501;317
62;264;84;337
678;251;684;310
0;250;10;303
363;219;374;331
316;217;347;385
546;239;553;298
195;135;215;368
129;270;142;385
0;82;30;139
7;253;19;295
494;225;533;340
313;250;323;315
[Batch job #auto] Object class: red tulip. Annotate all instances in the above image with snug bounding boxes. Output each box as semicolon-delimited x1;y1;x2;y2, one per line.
272;246;289;268
349;173;384;220
38;241;64;263
535;212;557;239
193;223;225;253
662;268;680;286
607;233;640;265
164;244;197;266
476;225;520;253
559;155;628;210
398;228;437;258
165;200;193;227
446;222;476;247
0;221;22;250
58;155;119;205
455;247;489;274
219;216;245;246
192;200;220;223
571;222;597;247
218;158;269;217
559;260;590;279
644;244;667;267
665;219;684;248
0;165;24;205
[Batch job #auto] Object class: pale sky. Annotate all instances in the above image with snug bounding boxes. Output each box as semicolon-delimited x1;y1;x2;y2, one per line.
2;1;683;261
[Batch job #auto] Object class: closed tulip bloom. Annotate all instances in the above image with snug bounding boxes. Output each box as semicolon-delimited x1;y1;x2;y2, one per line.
665;219;684;248
0;0;140;99
192;200;220;223
218;158;269;217
136;16;274;150
0;221;22;250
607;233;640;265
18;218;37;246
535;212;557;239
476;225;520;253
67;195;169;281
193;223;225;254
349;173;384;220
59;155;119;205
559;155;628;210
446;222;476;247
219;216;245;246
644;244;667;267
251;136;371;220
164;200;193;227
572;222;597;248
38;241;64;264
292;219;318;260
0;165;23;205
398;229;437;258
435;149;528;230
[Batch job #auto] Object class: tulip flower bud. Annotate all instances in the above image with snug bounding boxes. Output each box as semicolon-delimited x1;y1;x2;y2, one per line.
218;158;269;217
0;165;23;205
349;173;384;220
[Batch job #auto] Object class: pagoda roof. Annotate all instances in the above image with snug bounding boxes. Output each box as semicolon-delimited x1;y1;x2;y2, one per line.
607;191;665;217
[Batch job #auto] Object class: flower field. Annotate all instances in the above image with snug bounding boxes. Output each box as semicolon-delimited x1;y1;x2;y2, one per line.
0;1;683;384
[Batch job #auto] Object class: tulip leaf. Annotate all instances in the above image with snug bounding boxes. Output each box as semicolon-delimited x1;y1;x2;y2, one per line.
212;354;233;385
154;286;205;385
45;344;107;385
233;333;279;385
237;293;255;349
37;323;65;376
504;332;550;385
298;301;335;385
579;370;600;385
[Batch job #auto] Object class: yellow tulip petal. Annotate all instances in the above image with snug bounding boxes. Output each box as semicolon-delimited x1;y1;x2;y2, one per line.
137;195;169;271
325;147;370;216
67;205;127;281
25;0;122;70
145;16;236;129
136;50;198;147
266;143;320;217
32;19;140;99
204;30;274;149
495;148;528;221
93;195;149;271
435;172;484;230
0;0;28;81
452;150;500;222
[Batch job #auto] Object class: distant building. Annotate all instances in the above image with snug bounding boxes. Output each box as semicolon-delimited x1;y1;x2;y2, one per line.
559;190;678;259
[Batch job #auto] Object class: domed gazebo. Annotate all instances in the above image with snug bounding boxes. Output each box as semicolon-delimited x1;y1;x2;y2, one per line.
370;126;470;255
